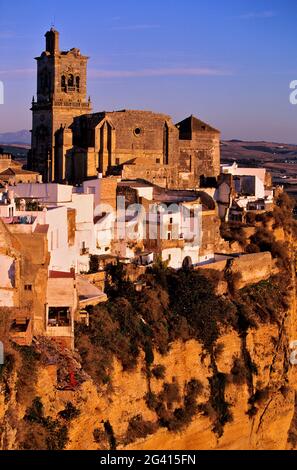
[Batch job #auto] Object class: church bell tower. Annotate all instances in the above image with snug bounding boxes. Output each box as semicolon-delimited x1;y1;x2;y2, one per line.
29;28;92;182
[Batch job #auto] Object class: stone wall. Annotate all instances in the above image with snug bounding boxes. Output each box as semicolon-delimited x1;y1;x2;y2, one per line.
231;252;273;289
197;252;273;290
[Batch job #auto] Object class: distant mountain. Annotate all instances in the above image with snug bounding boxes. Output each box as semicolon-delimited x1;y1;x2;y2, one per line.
0;130;30;145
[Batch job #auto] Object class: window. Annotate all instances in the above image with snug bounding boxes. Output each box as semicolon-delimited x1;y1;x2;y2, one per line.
167;232;171;240
68;74;74;88
168;254;172;261
169;217;173;224
134;127;142;136
156;158;160;164
61;75;66;91
76;76;80;91
25;285;32;291
81;241;89;255
48;307;70;327
115;158;120;165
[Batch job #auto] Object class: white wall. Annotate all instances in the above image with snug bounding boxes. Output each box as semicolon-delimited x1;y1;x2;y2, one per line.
0;254;15;307
0;254;15;288
13;183;73;204
83;179;102;209
254;176;265;199
61;193;94;224
94;213;114;255
221;164;266;185
162;248;182;269
0;203;14;218
136;186;154;200
0;290;14;307
44;207;77;272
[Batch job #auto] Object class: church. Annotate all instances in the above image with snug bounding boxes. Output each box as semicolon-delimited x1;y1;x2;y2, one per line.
28;28;221;189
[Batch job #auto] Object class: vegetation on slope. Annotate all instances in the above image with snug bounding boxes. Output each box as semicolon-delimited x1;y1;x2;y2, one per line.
0;192;295;447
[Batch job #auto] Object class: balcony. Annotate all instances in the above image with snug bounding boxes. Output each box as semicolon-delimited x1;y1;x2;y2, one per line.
10;318;33;346
46;307;73;337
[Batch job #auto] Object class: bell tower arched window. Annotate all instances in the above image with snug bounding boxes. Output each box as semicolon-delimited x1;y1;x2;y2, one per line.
76;76;80;92
61;75;66;92
68;74;74;89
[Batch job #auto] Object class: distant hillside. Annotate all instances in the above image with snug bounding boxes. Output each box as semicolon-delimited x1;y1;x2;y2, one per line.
0;130;30;145
0;145;29;161
221;140;297;164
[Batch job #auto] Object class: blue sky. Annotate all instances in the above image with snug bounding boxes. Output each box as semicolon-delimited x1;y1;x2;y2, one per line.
0;0;297;142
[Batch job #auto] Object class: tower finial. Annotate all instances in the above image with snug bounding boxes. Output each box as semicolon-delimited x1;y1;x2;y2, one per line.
51;15;56;29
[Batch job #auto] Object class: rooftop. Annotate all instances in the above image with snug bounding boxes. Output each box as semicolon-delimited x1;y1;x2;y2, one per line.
0;168;39;176
118;179;155;189
49;270;75;279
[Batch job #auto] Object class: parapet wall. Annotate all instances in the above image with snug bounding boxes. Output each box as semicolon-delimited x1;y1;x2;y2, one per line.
231;252;273;288
197;252;273;289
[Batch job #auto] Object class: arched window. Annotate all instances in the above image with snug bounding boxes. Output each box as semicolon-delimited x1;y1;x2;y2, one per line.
61;75;66;91
76;76;80;91
68;74;74;88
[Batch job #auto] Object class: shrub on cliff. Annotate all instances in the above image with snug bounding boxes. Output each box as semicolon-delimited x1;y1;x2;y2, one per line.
105;261;135;299
166;270;237;350
273;192;294;232
23;397;69;450
76;266;239;388
151;364;166;380
208;370;233;437
220;222;247;246
230;357;247;385
125;415;158;444
144;379;202;433
14;345;41;404
237;276;290;326
250;227;290;269
58;402;80;421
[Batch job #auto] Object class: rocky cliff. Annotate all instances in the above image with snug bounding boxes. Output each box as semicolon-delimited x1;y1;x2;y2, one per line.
1;193;297;450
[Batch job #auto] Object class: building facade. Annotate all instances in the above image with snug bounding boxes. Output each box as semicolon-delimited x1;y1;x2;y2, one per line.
29;29;220;190
28;28;92;182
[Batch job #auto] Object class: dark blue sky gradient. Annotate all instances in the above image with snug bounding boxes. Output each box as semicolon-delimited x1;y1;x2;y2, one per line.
0;0;297;142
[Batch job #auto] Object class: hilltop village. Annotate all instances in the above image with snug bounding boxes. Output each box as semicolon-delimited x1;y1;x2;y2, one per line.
0;29;279;350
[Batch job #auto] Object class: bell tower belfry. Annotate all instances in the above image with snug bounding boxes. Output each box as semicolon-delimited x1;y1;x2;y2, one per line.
29;28;92;182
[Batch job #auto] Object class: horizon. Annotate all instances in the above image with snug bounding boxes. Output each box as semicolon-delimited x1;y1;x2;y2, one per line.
0;0;297;142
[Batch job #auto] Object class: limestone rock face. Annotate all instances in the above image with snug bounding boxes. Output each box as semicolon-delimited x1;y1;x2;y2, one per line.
1;300;297;451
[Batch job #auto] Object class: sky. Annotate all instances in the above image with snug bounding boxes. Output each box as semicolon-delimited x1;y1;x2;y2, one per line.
0;0;297;142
